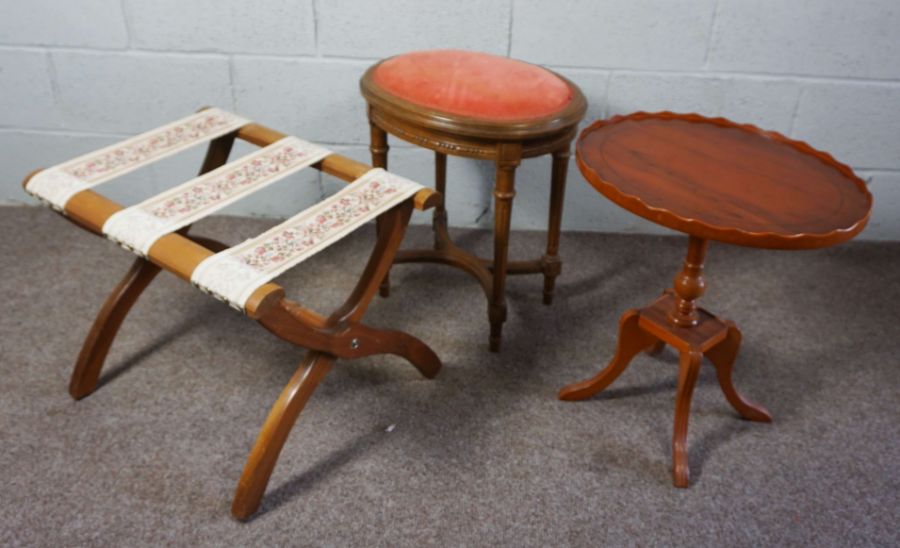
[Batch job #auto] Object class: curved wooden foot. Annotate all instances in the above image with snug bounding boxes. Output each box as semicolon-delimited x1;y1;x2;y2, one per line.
705;322;772;422
260;303;442;379
673;349;702;487
380;329;441;379
344;324;442;379
69;257;161;400
558;310;659;401
231;351;335;521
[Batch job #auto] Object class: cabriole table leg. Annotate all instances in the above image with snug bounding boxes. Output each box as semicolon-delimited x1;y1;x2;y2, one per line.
559;236;772;487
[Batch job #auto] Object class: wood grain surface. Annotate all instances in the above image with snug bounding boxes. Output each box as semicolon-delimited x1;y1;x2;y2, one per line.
576;112;872;249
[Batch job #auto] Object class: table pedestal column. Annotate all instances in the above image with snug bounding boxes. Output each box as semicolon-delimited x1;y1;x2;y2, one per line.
559;236;771;487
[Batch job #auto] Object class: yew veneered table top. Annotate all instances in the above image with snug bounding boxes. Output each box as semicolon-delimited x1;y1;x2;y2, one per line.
576;112;872;249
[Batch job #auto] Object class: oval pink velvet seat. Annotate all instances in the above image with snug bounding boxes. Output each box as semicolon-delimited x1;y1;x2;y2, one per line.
371;49;573;121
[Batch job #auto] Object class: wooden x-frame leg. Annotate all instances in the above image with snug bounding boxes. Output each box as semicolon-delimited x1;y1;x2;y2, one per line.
63;136;442;521
68;132;237;400
232;200;439;519
68;257;161;399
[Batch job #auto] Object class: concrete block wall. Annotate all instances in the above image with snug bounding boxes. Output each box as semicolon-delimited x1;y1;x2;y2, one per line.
1;0;898;239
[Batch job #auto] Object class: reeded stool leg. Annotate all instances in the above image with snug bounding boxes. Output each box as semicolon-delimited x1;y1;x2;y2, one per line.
488;143;521;352
433;151;449;250
542;147;569;305
369;123;392;298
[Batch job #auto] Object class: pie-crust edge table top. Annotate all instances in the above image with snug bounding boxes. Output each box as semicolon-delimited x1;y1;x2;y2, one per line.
576;111;872;249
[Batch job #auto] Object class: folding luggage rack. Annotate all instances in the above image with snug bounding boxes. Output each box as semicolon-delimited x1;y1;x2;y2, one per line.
23;107;443;520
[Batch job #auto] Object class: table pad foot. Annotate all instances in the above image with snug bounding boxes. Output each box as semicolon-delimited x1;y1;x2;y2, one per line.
559;293;771;488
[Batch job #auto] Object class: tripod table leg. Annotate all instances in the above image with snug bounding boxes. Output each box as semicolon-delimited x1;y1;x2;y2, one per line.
558;309;659;401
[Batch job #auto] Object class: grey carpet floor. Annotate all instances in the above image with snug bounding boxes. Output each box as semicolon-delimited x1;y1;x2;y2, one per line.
1;205;898;547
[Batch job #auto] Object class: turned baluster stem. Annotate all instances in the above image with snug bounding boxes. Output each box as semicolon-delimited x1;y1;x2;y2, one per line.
669;236;708;327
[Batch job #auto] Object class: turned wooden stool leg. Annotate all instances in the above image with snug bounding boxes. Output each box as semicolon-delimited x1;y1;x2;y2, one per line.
433;151;449;250
542;147;569;305
370;123;392;298
489;143;521;352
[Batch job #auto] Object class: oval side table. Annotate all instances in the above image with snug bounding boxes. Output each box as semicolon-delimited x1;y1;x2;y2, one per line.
360;49;587;351
559;111;872;487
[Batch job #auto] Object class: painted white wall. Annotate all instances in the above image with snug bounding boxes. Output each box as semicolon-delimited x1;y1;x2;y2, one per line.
1;0;898;239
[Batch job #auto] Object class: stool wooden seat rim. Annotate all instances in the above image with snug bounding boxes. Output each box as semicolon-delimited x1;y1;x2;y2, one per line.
360;59;587;141
576;111;872;250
